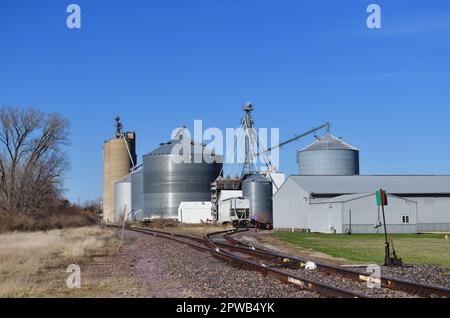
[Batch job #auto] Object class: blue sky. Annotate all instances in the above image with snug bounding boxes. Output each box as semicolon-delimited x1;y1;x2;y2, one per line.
1;1;449;203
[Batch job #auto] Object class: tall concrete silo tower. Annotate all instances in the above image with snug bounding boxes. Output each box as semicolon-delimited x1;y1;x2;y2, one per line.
102;116;136;223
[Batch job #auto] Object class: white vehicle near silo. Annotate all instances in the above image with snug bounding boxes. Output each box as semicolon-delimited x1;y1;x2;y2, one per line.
218;197;250;225
218;190;243;202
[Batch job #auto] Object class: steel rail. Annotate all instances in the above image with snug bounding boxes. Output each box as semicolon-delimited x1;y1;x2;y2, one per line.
111;225;212;253
220;230;450;298
109;225;368;298
204;231;368;298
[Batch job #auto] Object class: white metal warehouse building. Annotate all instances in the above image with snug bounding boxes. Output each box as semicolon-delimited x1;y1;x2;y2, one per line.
273;176;450;234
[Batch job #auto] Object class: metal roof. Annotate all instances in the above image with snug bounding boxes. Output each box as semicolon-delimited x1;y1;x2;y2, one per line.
143;140;223;161
242;174;271;183
299;134;358;152
144;139;204;156
290;175;450;195
143;127;223;157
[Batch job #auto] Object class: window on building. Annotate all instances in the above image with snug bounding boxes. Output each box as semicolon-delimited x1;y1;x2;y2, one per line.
402;215;410;224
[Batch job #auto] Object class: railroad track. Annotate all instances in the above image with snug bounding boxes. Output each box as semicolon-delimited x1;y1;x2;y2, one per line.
206;230;411;298
216;229;450;299
109;225;366;298
109;225;449;298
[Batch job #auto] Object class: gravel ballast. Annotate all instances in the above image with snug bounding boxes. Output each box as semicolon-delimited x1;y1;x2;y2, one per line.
234;231;450;290
105;230;320;298
85;228;449;298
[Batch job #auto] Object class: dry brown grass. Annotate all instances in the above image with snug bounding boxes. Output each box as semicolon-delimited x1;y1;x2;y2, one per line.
0;210;98;233
0;226;116;297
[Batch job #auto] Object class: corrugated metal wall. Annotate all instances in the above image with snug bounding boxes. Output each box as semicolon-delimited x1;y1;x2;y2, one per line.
273;178;311;230
340;194;418;234
298;150;360;176
242;174;273;223
131;167;143;219
269;176;450;233
310;203;342;233
410;197;450;232
143;147;222;220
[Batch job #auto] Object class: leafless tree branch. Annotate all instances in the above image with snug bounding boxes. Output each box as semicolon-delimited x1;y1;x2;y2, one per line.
0;106;70;215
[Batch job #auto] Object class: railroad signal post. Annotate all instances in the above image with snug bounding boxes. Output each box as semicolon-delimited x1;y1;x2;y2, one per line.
376;189;403;267
376;189;390;265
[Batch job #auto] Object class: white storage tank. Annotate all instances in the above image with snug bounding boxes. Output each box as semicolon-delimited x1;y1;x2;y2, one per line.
114;174;132;223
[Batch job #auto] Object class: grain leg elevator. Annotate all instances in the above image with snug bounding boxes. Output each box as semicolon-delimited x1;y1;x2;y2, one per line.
102;116;136;223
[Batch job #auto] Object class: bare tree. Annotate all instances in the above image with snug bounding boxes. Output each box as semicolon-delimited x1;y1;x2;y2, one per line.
0;106;69;215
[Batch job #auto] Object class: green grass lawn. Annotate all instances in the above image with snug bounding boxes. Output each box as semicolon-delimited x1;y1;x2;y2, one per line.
275;232;450;268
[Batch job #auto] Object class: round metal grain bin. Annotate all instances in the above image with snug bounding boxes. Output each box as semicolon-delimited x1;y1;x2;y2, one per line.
242;174;273;224
130;166;143;221
297;134;359;176
114;174;132;223
143;134;223;220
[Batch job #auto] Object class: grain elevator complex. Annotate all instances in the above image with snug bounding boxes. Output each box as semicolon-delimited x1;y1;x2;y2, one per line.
102;106;450;234
102;116;136;223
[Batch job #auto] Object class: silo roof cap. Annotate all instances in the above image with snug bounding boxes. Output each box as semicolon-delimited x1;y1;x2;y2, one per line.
300;134;358;152
144;140;211;156
143;129;222;160
243;174;271;183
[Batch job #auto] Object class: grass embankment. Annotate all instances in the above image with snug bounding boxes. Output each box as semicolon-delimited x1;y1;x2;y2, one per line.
0;226;116;297
275;232;450;268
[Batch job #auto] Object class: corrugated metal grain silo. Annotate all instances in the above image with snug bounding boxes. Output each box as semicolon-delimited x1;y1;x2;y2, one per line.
242;174;273;224
297;134;359;176
130;166;143;220
114;174;132;223
142;130;223;220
